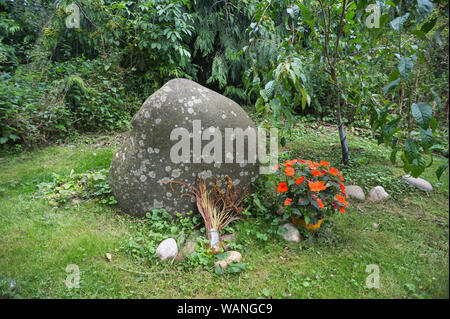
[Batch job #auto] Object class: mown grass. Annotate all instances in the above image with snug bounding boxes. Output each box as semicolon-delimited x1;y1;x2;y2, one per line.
0;127;448;298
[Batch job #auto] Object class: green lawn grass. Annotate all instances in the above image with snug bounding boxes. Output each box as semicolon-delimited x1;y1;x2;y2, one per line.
0;127;448;298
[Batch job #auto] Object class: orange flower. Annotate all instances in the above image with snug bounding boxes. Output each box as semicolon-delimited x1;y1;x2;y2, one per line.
339;206;345;213
284;159;298;167
337;172;344;182
311;169;322;177
338;182;347;198
284;198;293;206
277;182;288;193
285;167;295;176
308;181;327;192
305;160;317;169
336;194;348;207
295;176;305;184
320;160;330;167
272;164;279;171
316;198;325;208
328;167;339;176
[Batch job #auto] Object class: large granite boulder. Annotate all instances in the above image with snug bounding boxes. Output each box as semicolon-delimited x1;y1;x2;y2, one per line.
109;78;259;217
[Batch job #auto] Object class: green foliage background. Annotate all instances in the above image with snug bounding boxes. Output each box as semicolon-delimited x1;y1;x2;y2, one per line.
0;0;448;177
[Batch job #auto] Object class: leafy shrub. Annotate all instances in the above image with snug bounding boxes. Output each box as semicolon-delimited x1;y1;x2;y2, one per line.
0;56;141;147
36;168;116;206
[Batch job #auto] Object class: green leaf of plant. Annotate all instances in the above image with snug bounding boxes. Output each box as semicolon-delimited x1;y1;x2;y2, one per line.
383;117;402;143
404;138;420;163
419;128;435;151
430;117;438;133
436;163;449;180
304;215;310;225
226;261;245;273
390;13;410;31
269;97;282;120
398;57;414;79
383;79;400;96
411;102;432;129
390;148;398;165
215;252;229;261
420;17;437;33
411;30;427;40
417;0;434;23
410;155;427;178
389;68;400;82
264;80;276;99
214;264;225;275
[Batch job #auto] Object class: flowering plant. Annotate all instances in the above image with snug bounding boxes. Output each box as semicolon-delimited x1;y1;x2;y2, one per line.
274;159;348;225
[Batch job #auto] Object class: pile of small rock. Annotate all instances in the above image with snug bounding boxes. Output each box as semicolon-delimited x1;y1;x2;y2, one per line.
155;232;240;267
345;174;433;203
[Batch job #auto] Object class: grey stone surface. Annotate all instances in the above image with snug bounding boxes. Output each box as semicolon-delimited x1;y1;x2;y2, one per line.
221;233;236;242
368;186;389;201
281;223;301;243
175;239;198;261
346;185;365;201
402;175;433;192
156;238;178;261
180;240;197;256
214;250;242;269
109;78;259;217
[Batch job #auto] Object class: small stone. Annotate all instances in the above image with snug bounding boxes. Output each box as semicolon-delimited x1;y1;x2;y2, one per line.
215;260;228;269
9;279;16;290
368;186;389;201
175;240;198;261
402;175;433;192
105;253;112;261
221;233;236;242
281;223;301;243
346;185;365;201
180;240;197;257
214;250;242;269
227;251;242;263
156;238;178;261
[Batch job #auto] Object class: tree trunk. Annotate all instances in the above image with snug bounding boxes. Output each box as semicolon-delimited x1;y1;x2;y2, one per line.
337;93;350;166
